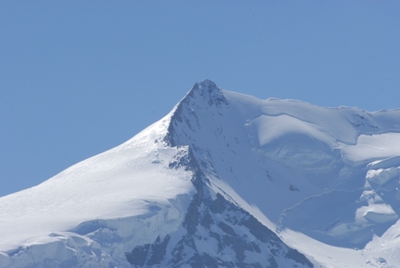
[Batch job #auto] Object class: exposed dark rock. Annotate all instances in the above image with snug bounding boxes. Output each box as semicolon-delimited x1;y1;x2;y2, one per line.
125;244;149;267
286;248;314;267
125;147;314;267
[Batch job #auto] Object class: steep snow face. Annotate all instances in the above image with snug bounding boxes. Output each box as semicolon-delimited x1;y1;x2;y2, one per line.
166;80;400;265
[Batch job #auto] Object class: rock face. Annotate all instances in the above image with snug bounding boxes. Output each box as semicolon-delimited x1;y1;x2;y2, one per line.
125;147;313;267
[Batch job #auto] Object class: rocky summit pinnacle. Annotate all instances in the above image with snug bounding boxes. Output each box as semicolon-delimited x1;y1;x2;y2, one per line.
165;80;229;146
184;79;228;108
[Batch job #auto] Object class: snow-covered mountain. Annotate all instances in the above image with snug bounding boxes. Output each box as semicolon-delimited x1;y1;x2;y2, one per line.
1;80;400;267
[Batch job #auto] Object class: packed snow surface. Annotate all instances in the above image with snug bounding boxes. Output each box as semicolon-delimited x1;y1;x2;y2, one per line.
1;80;400;267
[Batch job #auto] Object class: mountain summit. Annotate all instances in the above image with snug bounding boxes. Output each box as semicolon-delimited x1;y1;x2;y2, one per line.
1;80;400;267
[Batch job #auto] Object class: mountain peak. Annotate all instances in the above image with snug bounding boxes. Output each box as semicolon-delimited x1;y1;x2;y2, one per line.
2;81;400;267
195;79;217;88
185;79;227;107
164;80;229;146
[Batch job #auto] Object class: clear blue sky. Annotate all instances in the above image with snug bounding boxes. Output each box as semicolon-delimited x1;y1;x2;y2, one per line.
1;1;399;197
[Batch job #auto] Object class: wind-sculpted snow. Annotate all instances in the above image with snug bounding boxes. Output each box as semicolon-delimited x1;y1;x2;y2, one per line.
162;80;400;266
339;133;400;162
1;80;400;267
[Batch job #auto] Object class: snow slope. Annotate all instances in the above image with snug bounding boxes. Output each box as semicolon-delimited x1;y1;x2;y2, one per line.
0;116;197;267
1;80;399;267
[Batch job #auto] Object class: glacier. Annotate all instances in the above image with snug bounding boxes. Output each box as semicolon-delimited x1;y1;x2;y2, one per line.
1;80;400;267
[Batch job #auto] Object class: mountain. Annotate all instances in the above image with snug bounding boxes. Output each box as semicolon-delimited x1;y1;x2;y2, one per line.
1;80;400;267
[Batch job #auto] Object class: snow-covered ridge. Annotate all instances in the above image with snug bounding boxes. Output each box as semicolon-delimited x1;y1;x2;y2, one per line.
1;80;400;267
159;80;400;266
